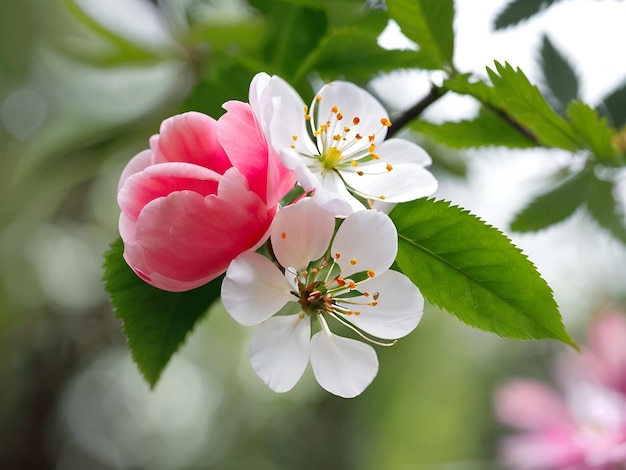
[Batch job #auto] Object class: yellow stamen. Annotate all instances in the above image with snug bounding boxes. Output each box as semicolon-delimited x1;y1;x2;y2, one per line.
350;259;357;265
367;270;375;278
350;160;358;167
386;163;393;171
381;117;392;127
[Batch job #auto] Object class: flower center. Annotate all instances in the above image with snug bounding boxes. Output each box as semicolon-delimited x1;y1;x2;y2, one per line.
320;147;343;172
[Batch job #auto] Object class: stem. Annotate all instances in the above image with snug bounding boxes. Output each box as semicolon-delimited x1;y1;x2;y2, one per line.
388;84;448;137
488;105;541;146
387;80;541;147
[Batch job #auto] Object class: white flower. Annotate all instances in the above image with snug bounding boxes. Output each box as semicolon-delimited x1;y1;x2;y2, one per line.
221;198;424;398
249;72;438;215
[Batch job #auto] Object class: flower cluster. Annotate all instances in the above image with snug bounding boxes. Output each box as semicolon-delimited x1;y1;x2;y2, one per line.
495;311;626;469
117;73;438;397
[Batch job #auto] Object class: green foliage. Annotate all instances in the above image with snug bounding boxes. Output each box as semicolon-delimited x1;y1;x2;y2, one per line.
103;238;222;387
391;198;575;347
386;0;455;70
294;27;430;84
494;0;560;30
445;62;580;150
539;35;579;116
511;168;626;245
412;107;536;148
248;0;328;82
587;176;626;245
61;0;164;66
599;80;626;128
510;168;593;232
567;100;617;162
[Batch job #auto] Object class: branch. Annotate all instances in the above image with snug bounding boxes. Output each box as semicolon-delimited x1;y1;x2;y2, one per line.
388;84;447;137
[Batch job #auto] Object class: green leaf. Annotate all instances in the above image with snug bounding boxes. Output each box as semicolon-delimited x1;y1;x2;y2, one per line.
510;168;593;232
587;176;626;245
539;34;579;115
391;198;575;346
486;62;580;150
494;0;559;30
567;100;617;162
386;0;454;70
248;0;328;81
445;63;580;151
103;237;223;387
599;80;626;128
294;27;430;85
61;0;163;66
412;107;536;149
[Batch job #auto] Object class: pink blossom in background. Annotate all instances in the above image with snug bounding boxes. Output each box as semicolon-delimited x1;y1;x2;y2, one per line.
117;104;294;292
494;312;626;469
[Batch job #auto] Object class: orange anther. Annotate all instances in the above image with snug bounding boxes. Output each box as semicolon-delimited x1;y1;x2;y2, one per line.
381;117;392;127
353;117;360;125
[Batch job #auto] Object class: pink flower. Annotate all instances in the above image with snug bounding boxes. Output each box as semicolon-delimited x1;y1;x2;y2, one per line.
573;312;626;396
494;313;626;469
117;103;294;291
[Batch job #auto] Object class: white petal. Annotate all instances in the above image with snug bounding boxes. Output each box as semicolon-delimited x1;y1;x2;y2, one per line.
341;138;437;202
338;270;424;340
377;138;432;166
341;163;438;203
221;251;294;326
249;315;311;393
314;170;366;215
310;331;378;398
331;210;397;278
252;74;317;155
314;81;389;147
270;198;335;270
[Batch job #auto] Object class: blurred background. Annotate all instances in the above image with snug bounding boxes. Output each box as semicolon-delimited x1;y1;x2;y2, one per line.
2;0;626;469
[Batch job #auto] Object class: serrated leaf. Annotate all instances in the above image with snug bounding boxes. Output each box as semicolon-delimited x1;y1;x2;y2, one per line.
103;237;222;387
486;62;580;150
412;107;536;149
599;80;626;129
540;34;579;115
445;63;580;150
567;100;617;161
294;27;430;84
587;176;626;245
386;0;454;70
494;0;559;30
391;199;575;346
510;168;593;232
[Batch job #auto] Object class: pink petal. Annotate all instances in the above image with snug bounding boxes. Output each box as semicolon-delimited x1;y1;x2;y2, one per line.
499;431;584;470
151;111;232;174
117;162;221;221
219;100;293;207
495;379;574;431
587;312;626;393
118;149;154;191
130;176;272;291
